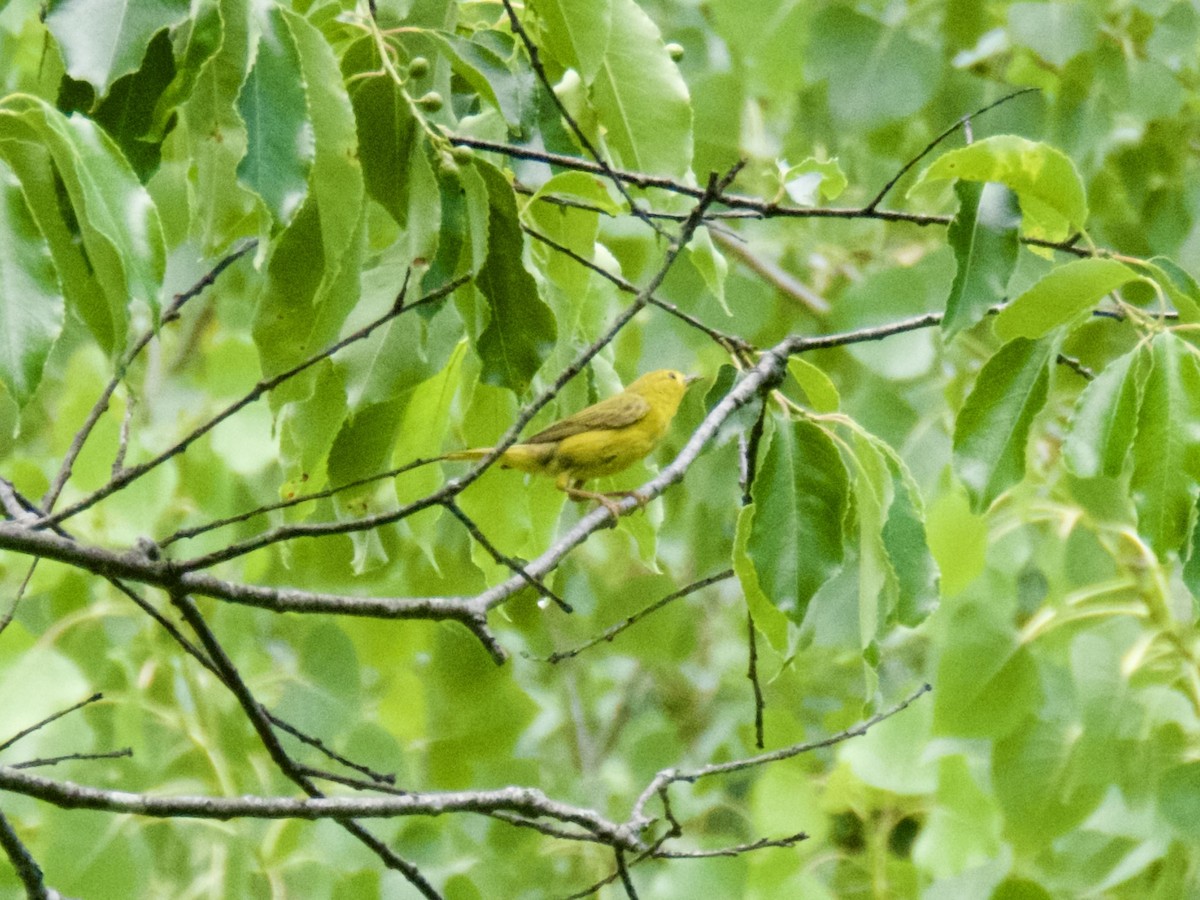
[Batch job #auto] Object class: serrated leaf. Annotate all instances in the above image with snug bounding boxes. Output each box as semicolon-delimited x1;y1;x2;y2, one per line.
426;31;527;128
393;340;468;505
746;418;848;622
0;160;63;405
953;337;1054;510
993;258;1139;341
284;8;363;275
1139;257;1200;325
1131;332;1200;557
524;171;611;298
788;358;839;413
780;157;847;205
473;160;557;394
687;227;729;315
943;181;1021;340
347;50;417;227
45;0;190;97
852;432;899;655
58;28;177;180
181;0;259;252
0;95;165;345
590;0;692;178
733;503;789;652
1063;347;1147;478
912;135;1087;242
533;0;612;82
934;601;1042;739
237;6;314;224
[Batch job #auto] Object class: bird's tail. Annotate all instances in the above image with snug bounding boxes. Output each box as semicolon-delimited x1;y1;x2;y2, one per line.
441;444;552;474
442;448;491;462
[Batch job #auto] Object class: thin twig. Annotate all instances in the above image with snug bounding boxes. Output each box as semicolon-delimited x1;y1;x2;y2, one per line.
629;683;933;827
38;275;467;531
169;592;444;897
0;809;53;900
863;88;1039;212
12;749;133;770
443;500;572;612
535;570;734;662
41;240;257;512
498;0;669;237
746;610;765;750
0;694;104;754
1056;353;1095;380
522;224;756;356
159;456;442;548
652;831;808;858
614;848;640;899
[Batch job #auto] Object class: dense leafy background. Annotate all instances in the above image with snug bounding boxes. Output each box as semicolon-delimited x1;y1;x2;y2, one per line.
2;0;1200;897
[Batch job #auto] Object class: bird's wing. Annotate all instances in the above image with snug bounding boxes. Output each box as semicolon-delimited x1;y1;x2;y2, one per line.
525;392;651;444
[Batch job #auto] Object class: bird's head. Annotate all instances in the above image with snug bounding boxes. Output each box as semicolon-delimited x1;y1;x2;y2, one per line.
627;369;700;414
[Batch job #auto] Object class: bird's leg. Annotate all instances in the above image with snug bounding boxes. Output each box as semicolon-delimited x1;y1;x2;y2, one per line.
559;477;625;520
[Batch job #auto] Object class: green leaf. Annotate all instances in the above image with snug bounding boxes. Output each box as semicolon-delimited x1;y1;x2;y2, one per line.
943;181;1021;341
732;504;789;652
779;157;847;206
45;0;190;97
1159;761;1200;841
180;0;260;251
0;160;64;405
993;258;1139;342
912;135;1088;242
933;601;1041;739
806;6;940;128
925;489;988;596
284;8;364;276
347;48;417;227
1130;332;1200;557
1008;2;1099;68
883;467;939;628
0;95;166;340
524;171;611;299
1139;257;1200;325
993;714;1107;853
236;5;314;224
746;418;849;622
1062;347;1147;478
57;29;177;180
1184;495;1200;606
912;755;1002;878
852;432;899;654
0;142;115;356
426;31;527;129
590;0;693;178
533;0;612;82
953;337;1054;510
788;358;839;413
473;159;557;394
687;227;729;315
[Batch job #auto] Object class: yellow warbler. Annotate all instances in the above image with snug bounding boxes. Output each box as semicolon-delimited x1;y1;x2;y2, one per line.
445;369;698;514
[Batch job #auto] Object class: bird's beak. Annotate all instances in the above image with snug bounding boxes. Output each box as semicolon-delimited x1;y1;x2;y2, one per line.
685;374;702;386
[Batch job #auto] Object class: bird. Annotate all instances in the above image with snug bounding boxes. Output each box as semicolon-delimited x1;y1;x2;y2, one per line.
444;369;698;516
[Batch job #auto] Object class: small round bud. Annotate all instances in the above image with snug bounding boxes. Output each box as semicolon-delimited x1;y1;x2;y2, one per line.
450;145;474;164
408;56;429;78
416;91;443;112
666;42;684;61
